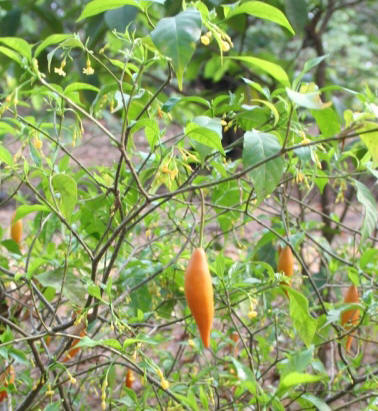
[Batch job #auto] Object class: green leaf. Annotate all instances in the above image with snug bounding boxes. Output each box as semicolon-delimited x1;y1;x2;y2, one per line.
301;394;331;411
104;6;138;31
34;34;73;57
77;0;164;22
0;37;32;61
0;46;22;65
354;180;377;244
212;181;240;231
284;0;308;33
0;122;17;135
131;118;160;149
286;88;327;109
37;271;86;306
224;1;295;35
311;107;340;137
278;347;314;377
64;82;100;94
1;239;22;255
242;130;284;204
286;288;318;347
162;96;210;112
88;283;103;301
75;336;99;349
0;144;13;166
279;372;326;389
13;205;49;222
230;56;290;86
123;337;158;350
186;117;224;154
151;9;201;90
51;174;77;222
231;357;255;381
359;248;378;270
102;339;122;350
359;122;378;166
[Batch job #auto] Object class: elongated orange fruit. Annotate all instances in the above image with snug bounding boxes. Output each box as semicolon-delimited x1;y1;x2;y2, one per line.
63;330;86;362
10;211;22;245
0;365;15;403
184;248;214;348
341;285;360;353
277;245;294;280
125;369;135;389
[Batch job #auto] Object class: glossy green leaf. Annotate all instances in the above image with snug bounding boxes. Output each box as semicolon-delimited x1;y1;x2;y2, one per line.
279;372;326;389
0;46;22;65
64;82;100;94
13;205;49;222
78;0;165;22
242;130;284;204
224;1;295;35
151;9;201;90
230;56;290;86
186;116;224;154
34;34;74;57
0;37;32;61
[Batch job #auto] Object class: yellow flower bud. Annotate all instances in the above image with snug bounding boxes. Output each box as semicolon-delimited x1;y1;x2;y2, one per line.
221;41;230;52
201;35;210;46
161;378;170;390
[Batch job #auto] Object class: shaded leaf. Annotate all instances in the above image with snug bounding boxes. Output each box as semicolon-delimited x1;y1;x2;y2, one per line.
354;180;377;244
230;56;290;86
51;174;77;222
359;122;378;165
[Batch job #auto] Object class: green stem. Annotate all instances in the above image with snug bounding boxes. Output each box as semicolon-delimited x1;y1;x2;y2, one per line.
199;189;205;249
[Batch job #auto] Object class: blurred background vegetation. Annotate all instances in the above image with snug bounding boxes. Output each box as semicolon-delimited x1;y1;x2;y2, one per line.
1;0;377;103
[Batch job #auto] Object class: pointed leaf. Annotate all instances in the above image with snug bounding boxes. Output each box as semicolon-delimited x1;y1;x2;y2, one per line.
286;288;318;347
224;1;294;35
34;34;74;57
242;130;284;203
151;9;201;90
230;56;289;86
280;372;326;389
77;0;165;21
0;37;31;61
